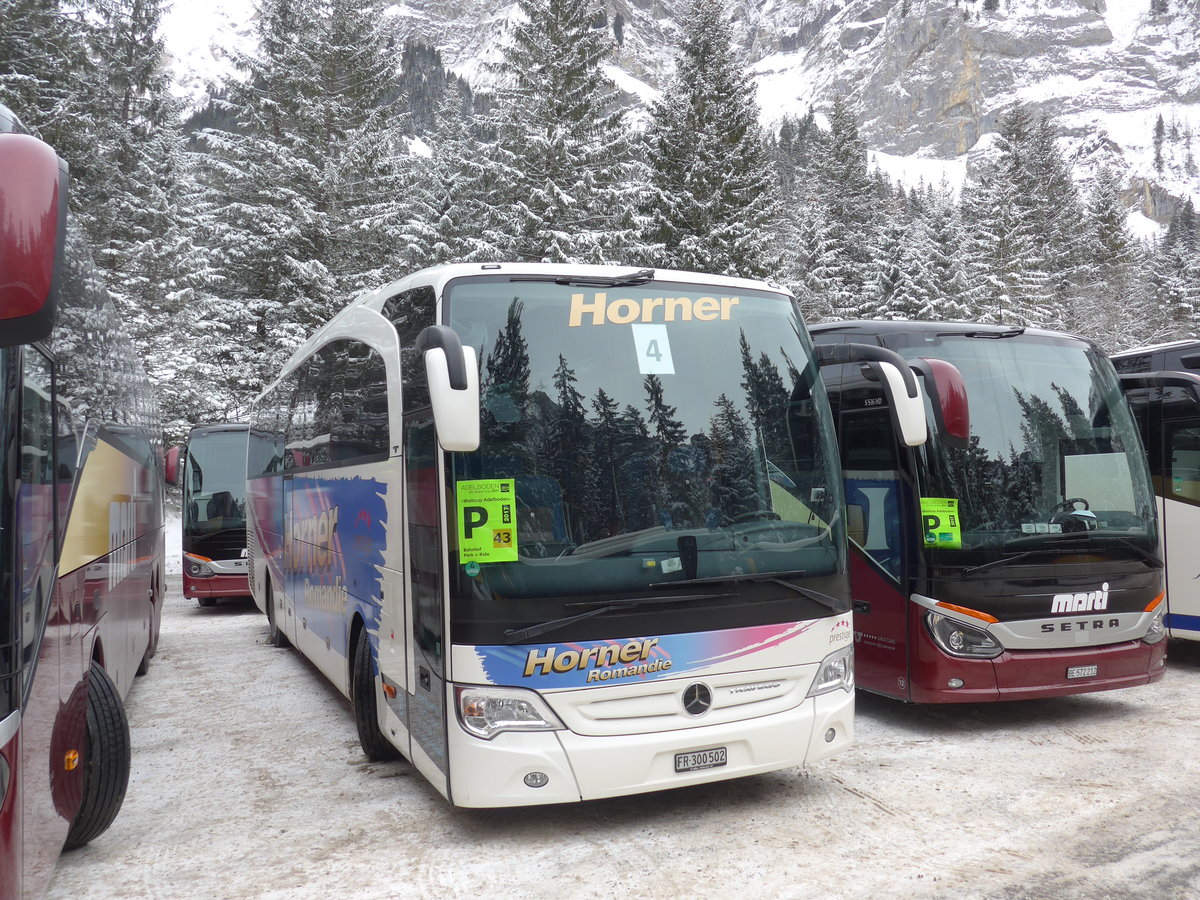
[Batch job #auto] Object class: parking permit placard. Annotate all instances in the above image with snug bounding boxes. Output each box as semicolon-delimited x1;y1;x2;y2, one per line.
457;479;518;563
920;497;962;550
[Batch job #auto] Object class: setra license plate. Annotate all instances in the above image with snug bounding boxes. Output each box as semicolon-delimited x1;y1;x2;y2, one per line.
674;747;727;773
1066;665;1099;679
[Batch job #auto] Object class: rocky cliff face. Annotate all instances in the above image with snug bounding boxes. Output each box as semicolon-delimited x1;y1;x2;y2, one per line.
167;0;1200;221
390;0;1200;218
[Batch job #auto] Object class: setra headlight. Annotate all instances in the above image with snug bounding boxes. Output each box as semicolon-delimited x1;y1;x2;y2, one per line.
454;685;565;740
925;612;1004;659
185;554;214;578
1143;608;1166;645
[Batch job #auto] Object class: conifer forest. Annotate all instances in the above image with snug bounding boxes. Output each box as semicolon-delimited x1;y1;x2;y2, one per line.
3;0;1199;442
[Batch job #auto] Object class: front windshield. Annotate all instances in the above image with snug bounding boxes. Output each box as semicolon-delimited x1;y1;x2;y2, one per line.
444;276;845;643
892;332;1157;561
184;429;252;535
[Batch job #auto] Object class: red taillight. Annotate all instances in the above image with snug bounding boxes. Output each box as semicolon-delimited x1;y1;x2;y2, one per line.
0;131;65;339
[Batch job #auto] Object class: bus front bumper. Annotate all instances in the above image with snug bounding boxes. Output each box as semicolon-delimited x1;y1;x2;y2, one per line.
908;638;1168;703
445;688;853;808
183;572;251;600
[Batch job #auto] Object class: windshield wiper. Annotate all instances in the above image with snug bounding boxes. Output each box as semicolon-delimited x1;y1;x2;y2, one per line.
503;591;732;643
509;268;656;288
944;327;1026;339
961;549;1052;577
651;570;848;613
963;535;1162;577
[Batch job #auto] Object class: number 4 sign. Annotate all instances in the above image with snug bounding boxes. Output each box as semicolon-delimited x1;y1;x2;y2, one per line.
631;324;675;375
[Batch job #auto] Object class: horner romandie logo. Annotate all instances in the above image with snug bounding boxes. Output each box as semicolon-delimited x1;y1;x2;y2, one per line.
522;638;673;683
1051;582;1110;614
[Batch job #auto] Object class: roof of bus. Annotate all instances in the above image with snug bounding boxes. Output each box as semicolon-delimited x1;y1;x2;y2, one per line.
809;319;1087;343
1110;339;1200;358
187;423;248;438
345;262;790;315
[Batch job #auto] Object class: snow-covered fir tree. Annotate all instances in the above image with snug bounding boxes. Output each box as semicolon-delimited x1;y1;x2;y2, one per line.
643;0;781;279
195;0;406;407
482;0;648;264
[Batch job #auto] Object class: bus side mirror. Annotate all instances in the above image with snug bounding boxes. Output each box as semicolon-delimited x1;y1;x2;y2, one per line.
817;343;928;447
165;446;181;486
911;358;970;450
0;131;67;349
417;324;480;452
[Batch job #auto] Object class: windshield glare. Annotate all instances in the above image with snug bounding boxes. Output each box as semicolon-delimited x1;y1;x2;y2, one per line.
184;430;252;533
895;333;1156;556
443;276;845;637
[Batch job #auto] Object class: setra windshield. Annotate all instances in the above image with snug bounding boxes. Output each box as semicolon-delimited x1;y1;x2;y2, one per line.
183;429;252;536
890;331;1157;566
443;275;846;644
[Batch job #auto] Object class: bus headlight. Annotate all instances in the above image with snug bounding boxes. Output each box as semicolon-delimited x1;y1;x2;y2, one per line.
454;685;565;740
806;645;854;697
185;554;214;578
925;612;1004;659
1143;609;1166;644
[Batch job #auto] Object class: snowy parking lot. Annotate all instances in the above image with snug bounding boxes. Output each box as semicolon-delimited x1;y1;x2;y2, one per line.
46;577;1200;900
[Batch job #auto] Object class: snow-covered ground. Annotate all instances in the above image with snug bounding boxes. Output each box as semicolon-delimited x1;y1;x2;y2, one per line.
45;579;1200;899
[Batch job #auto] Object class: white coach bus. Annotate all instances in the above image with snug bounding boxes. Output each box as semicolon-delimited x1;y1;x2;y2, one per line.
246;263;927;807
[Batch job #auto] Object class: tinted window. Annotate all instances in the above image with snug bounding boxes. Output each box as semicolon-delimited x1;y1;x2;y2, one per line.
382;286;436;413
284;339;389;469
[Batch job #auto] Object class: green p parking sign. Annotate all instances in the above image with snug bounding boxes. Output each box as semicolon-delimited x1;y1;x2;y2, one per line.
457;479;518;563
920;497;962;550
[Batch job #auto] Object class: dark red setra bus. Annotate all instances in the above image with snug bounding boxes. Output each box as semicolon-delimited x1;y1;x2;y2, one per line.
812;321;1166;702
167;424;255;607
0;105;165;898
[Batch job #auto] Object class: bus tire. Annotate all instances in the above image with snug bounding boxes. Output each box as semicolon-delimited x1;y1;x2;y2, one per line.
63;661;131;850
197;597;217;608
352;627;400;762
265;582;289;648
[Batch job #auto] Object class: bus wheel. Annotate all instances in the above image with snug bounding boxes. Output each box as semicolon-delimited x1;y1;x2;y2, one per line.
63;661;131;850
353;627;400;762
265;582;289;648
197;597;217;608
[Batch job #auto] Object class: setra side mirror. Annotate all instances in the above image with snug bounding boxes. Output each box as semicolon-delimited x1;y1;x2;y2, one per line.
165;445;181;486
910;357;970;450
0;129;68;348
817;343;928;447
416;324;480;452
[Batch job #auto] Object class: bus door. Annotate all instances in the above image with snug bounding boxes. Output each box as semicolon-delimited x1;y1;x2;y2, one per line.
1121;374;1200;640
18;346;75;887
401;414;448;791
839;400;910;697
1159;393;1200;637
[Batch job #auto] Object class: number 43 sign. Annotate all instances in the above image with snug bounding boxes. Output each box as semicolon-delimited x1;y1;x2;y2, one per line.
457;479;519;563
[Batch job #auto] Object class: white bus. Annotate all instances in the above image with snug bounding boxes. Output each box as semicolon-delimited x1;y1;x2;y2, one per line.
246;263;927;807
1114;340;1200;642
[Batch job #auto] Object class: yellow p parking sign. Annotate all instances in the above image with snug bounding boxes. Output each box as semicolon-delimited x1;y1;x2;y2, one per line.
457;479;518;563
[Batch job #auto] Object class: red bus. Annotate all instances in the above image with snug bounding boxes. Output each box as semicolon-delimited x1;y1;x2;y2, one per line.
812;321;1166;702
167;424;255;607
0;106;165;897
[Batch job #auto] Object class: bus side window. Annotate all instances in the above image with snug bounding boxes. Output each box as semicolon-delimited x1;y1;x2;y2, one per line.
840;404;902;579
382;287;436;414
1166;421;1200;505
19;348;56;685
